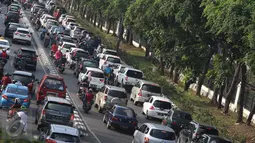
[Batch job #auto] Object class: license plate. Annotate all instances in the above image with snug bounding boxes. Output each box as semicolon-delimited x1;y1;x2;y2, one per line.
122;126;128;129
90;84;96;88
20;34;26;37
158;113;165;116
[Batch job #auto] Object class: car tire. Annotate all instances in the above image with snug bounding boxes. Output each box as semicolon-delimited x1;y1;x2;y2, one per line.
73;71;76;75
146;111;150;120
94;103;98;108
106;120;111;129
103;115;106;123
36;100;40;105
141;110;144;115
98;105;102;113
34;118;38;124
76;73;79;78
134;98;138;105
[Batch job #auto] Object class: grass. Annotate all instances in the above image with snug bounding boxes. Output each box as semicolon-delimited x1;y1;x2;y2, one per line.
69;10;255;142
0;130;41;143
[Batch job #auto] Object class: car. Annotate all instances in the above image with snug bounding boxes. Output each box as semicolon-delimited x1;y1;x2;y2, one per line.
62;17;76;27
162;109;192;134
12;0;20;5
40;14;53;26
8;6;20;14
39;124;82;142
36;75;67;104
58;41;77;54
31;6;42;14
195;134;232;143
4;22;24;37
4;11;20;25
12;71;37;93
70;28;81;38
95;85;127;112
178;121;219;143
78;67;105;90
57;35;75;45
103;105;138;132
45;0;55;10
73;58;98;78
42;17;56;27
0;39;11;58
142;96;173;120
48;25;58;34
52;26;65;35
113;64;132;82
130;80;162;105
9;4;21;10
65;22;79;30
116;67;144;90
58;14;66;22
97;48;118;58
45;19;59;29
99;54;121;69
0;83;30;108
133;123;176;143
31;3;44;13
66;48;90;69
12;28;32;45
13;48;38;70
35;96;75;129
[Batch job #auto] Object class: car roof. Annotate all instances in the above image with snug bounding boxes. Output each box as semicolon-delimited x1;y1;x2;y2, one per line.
139;80;160;87
151;96;171;102
45;74;64;80
86;67;103;73
62;41;76;46
71;48;87;53
8;22;20;26
144;123;175;132
105;54;120;59
0;39;9;43
13;71;33;77
114;105;134;110
50;124;79;136
47;96;71;104
20;47;36;52
7;83;28;90
105;85;126;92
17;28;29;31
103;49;117;53
124;67;143;73
191;121;217;129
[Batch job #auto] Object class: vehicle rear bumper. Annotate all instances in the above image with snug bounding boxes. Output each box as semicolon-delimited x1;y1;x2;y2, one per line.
147;110;168;119
110;121;137;131
39;119;74;127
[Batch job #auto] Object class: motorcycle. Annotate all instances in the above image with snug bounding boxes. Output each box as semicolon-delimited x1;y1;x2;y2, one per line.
83;101;92;114
14;58;26;70
50;50;56;58
78;81;89;99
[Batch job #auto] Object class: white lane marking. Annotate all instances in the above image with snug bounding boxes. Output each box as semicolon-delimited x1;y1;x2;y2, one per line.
21;10;101;143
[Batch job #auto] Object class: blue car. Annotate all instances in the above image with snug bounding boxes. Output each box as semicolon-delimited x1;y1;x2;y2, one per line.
0;84;30;108
103;105;138;133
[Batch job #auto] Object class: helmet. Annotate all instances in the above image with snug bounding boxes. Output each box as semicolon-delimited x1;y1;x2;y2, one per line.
4;73;9;76
2;49;6;51
20;105;27;111
89;88;93;93
14;98;20;104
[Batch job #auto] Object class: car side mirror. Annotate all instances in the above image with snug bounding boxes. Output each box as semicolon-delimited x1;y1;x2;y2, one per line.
6;48;10;50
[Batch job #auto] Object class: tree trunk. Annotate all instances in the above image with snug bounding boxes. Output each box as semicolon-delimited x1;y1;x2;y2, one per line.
97;12;101;28
210;87;219;104
116;16;124;54
107;20;112;34
218;81;225;109
196;48;214;96
82;5;87;18
145;45;150;58
169;63;175;79
112;22;117;36
129;32;133;45
125;26;131;43
93;13;97;27
247;104;255;125
236;63;247;123
173;67;179;83
160;56;164;75
223;63;241;114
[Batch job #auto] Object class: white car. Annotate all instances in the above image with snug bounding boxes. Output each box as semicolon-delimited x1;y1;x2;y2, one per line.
0;40;11;58
58;41;77;55
66;48;89;68
113;64;132;81
62;17;76;28
13;28;32;45
45;19;58;29
45;0;55;10
65;22;79;30
99;54;121;69
97;48;117;58
40;14;53;27
70;29;81;38
58;14;66;22
142;96;172;120
78;67;105;90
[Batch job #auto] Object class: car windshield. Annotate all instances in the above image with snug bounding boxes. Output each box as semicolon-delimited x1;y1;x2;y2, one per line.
142;84;161;93
126;70;143;79
150;129;175;140
108;90;127;98
0;41;9;46
67;19;76;23
43;78;65;91
17;30;29;34
6;87;28;95
50;133;80;142
153;100;172;110
45;102;73;113
114;108;135;118
173;111;192;120
75;51;89;58
90;71;104;78
83;61;97;68
107;57;120;63
12;74;34;85
9;24;20;29
104;51;117;56
198;126;219;136
63;44;76;49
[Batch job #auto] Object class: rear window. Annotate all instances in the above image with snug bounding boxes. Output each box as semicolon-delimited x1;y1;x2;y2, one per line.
6;87;28;95
153;100;172;109
21;50;36;57
18;30;29;34
51;133;80;142
45;102;72;113
104;51;117;56
107;57;120;63
74;51;89;58
0;41;9;46
43;78;65;91
83;61;97;68
114;108;135;118
142;84;161;93
90;71;104;78
12;74;34;85
126;70;143;79
108;90;127;98
198;126;219;136
150;129;175;140
9;24;19;29
173;111;192;120
62;38;74;43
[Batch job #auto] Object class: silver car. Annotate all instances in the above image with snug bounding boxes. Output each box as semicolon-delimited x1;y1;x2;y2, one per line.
133;123;176;143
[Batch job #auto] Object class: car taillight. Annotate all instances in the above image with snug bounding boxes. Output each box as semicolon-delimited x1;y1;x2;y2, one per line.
112;117;118;121
62;64;65;66
23;99;29;102
104;96;107;101
149;106;154;110
42;110;46;118
100;79;104;82
70;114;74;121
144;137;149;143
172;121;177;125
27;34;31;37
18;54;22;58
15;32;20;35
45;139;56;143
2;95;7;100
131;121;137;126
125;76;128;81
5;16;7;19
162;119;167;125
138;90;142;96
33;57;37;61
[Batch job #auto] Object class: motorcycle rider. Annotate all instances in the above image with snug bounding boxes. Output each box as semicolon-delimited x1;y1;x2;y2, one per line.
16;107;28;134
82;88;93;109
51;42;58;56
1;49;8;59
27;80;34;95
40;27;47;40
1;73;11;90
0;34;4;40
54;49;63;64
8;98;22;120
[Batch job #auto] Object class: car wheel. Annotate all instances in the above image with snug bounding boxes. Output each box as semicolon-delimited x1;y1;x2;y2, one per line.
98;105;102;113
146;111;150;120
141;109;144;115
131;139;135;143
106;120;111;129
134;98;138;105
36;100;40;105
34;117;38;124
94;103;98;108
73;71;76;75
103;115;106;123
76;73;79;78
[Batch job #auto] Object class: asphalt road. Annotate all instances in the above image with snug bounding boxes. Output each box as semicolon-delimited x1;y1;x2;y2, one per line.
0;5;159;143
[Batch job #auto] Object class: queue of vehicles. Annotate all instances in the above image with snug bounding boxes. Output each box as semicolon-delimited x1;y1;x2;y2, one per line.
0;0;232;142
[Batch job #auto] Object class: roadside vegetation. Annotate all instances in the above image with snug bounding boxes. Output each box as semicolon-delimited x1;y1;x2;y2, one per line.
59;0;255;142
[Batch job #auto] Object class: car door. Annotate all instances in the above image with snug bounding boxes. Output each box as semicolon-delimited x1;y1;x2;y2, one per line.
105;106;115;121
135;124;148;143
143;97;153;112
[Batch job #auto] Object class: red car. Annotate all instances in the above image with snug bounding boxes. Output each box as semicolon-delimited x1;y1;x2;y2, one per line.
36;75;67;105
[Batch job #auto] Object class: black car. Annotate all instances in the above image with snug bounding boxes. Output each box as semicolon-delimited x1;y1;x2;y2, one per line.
195;134;232;143
57;35;75;45
13;48;38;70
12;71;38;93
4;23;24;37
73;58;98;78
35;96;75;130
178;121;219;143
4;11;21;25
